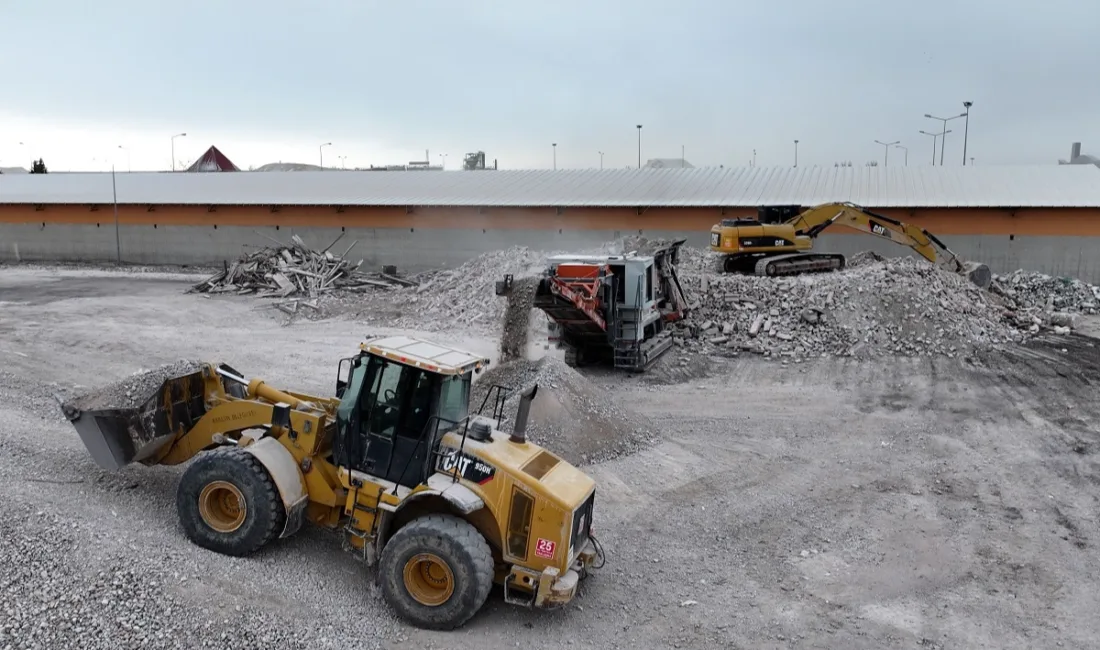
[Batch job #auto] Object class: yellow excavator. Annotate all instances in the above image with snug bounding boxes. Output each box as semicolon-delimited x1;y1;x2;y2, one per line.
61;336;602;631
709;202;992;288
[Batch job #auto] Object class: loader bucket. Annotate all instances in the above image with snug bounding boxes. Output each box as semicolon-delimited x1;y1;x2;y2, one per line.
61;367;210;470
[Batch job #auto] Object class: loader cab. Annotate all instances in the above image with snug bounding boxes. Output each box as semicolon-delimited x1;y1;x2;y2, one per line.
333;336;488;489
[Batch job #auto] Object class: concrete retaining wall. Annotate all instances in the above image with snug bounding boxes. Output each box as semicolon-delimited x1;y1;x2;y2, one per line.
3;221;1100;282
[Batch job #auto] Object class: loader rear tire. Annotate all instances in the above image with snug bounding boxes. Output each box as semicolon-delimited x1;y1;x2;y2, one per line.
176;446;285;557
378;514;494;631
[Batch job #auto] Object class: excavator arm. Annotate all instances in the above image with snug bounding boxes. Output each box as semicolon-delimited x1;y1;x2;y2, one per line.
791;202;962;270
784;202;990;287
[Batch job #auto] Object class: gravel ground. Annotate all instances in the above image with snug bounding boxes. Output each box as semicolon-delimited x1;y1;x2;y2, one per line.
4;267;1100;649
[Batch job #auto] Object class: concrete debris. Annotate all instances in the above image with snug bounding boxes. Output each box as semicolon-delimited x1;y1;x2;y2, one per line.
991;269;1100;315
190;233;413;302
472;357;658;465
677;256;1030;360
64;360;204;412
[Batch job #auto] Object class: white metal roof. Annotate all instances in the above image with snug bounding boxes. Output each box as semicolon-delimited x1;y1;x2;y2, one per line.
2;165;1099;208
361;335;489;375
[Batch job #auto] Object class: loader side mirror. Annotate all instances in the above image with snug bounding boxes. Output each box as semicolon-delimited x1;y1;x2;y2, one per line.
336;357;354;398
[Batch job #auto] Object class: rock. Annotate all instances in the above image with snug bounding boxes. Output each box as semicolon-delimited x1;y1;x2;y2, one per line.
800;307;826;325
748;314;766;337
1050;312;1078;328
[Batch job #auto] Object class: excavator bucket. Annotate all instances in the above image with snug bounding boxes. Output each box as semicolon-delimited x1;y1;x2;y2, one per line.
960;261;992;290
60;366;212;470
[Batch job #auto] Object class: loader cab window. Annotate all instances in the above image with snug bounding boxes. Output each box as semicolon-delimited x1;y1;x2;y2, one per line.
352;355;441;487
438;372;471;428
363;358;405;438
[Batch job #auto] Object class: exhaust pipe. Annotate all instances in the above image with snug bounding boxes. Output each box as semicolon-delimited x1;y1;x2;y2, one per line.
510;384;539;444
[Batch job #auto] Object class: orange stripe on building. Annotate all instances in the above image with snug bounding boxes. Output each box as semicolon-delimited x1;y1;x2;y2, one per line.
2;204;1100;237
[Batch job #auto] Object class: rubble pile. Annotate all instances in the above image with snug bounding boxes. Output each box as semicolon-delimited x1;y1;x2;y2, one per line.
676;257;1028;361
190;234;415;316
472;357;658;464
993;270;1100;313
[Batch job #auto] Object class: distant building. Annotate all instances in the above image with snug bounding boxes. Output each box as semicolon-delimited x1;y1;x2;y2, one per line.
1059;142;1100;167
644;157;694;169
186;146;240;172
0;166;28;174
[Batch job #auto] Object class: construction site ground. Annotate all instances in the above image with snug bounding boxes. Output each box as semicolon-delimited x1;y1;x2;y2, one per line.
3;266;1100;649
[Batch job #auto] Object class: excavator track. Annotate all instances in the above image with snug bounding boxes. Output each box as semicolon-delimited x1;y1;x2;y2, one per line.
752;253;846;277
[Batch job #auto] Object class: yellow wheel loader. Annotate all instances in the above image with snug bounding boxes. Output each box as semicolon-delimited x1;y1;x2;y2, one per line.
60;336;603;631
709;201;992;288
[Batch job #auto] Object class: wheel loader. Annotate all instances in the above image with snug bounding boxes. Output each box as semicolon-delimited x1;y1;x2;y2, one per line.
709;201;992;288
60;335;603;631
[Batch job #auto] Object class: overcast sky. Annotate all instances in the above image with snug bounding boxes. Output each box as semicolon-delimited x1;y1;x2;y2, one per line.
0;1;1095;172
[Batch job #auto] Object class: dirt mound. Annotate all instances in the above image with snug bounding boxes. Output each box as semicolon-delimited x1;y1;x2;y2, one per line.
473;357;657;465
64;360;204;411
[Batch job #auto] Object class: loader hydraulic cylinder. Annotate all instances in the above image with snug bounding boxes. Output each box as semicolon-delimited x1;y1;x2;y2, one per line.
248;379;315;410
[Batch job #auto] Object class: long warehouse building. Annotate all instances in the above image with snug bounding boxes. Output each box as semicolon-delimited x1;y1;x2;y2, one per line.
3;165;1100;281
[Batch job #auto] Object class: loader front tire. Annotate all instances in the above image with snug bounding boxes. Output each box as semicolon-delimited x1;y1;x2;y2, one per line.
378;514;494;631
176;446;285;557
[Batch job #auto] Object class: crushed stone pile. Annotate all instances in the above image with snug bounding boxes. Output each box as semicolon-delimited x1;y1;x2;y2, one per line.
387;241;625;332
676;257;1027;361
472;357;658;465
64;360;205;412
390;246;549;331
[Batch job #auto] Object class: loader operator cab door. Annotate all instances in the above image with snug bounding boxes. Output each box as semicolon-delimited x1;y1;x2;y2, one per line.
334;353;458;489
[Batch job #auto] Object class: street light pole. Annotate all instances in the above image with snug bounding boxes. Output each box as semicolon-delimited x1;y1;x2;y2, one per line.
319;142;332;169
920;129;951;165
552;143;557;170
170;133;186;171
636;125;642;169
598;151;604;169
924;112;966;165
962;101;973;165
874;139;900;167
793;140;799;167
894;144;909;166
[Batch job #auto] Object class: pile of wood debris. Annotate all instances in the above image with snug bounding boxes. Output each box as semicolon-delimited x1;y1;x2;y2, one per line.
187;233;417;315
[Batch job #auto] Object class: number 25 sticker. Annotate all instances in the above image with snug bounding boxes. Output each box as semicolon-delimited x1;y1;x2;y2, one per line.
535;538;556;559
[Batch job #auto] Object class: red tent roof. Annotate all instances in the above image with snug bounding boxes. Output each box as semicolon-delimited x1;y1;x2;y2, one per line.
186;145;240;172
